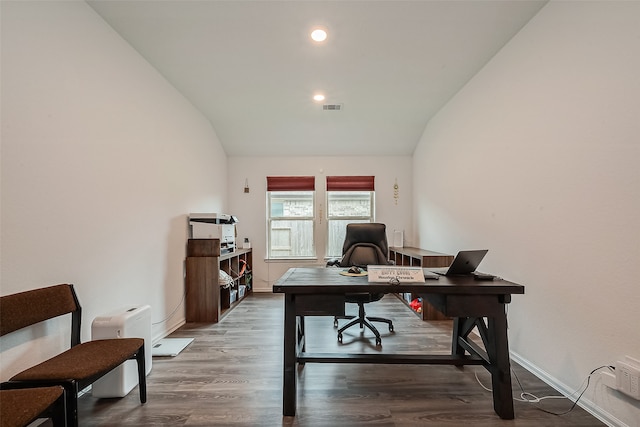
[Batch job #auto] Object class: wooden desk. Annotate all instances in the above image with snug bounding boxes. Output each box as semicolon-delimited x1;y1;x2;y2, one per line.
272;267;525;420
389;247;455;320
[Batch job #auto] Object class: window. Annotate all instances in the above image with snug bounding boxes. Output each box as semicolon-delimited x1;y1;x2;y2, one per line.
267;176;316;259
326;176;375;258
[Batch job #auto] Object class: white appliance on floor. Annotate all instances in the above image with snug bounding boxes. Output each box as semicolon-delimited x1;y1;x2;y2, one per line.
91;305;152;398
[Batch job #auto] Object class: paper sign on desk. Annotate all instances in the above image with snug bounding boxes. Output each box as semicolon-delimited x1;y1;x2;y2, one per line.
367;265;425;283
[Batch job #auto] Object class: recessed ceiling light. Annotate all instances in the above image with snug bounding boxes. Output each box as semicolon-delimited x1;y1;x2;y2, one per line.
313;94;325;102
311;28;327;42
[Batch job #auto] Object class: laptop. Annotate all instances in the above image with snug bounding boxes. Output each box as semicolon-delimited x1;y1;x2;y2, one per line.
428;250;488;276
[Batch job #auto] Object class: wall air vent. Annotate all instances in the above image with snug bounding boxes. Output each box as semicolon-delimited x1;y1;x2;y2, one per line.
323;104;343;111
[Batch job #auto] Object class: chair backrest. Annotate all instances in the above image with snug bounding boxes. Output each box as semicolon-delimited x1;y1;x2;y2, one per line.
340;223;390;267
0;284;82;347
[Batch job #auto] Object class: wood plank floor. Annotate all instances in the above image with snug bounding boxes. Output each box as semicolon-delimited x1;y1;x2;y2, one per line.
77;293;604;426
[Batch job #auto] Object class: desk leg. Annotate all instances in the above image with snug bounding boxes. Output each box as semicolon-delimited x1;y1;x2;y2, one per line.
283;294;297;416
487;313;515;420
451;317;466;358
298;316;306;366
299;316;305;351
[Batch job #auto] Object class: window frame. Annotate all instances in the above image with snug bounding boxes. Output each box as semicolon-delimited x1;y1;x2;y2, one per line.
266;176;317;260
325;176;376;259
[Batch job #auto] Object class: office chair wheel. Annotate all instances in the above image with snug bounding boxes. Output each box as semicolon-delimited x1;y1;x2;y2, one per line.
338;333;343;343
375;337;382;346
389;324;394;332
334;318;338;328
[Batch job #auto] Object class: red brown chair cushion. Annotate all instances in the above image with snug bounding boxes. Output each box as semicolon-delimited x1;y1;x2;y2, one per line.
0;386;63;427
10;338;144;382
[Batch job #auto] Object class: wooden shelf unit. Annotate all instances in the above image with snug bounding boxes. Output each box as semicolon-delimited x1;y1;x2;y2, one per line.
218;248;253;318
185;239;252;323
389;246;454;321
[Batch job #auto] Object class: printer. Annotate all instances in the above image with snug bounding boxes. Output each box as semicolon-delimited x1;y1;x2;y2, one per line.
188;213;238;254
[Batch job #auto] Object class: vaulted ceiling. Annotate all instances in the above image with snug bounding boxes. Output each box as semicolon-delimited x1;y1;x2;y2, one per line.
87;0;547;157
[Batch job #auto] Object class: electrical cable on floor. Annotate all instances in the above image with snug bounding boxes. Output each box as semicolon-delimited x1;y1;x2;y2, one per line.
474;364;614;415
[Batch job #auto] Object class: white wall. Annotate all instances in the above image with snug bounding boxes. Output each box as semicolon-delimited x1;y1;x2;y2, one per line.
0;1;227;380
413;2;639;425
228;156;412;292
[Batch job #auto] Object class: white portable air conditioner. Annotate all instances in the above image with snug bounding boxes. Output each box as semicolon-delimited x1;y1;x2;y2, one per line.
91;305;152;397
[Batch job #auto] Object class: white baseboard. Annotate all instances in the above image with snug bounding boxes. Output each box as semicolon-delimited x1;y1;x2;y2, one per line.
509;351;627;427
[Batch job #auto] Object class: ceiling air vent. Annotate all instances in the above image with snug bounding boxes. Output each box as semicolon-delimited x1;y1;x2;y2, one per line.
323;104;343;111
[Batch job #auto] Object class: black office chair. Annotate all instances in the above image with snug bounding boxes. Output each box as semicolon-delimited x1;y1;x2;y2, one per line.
333;223;394;346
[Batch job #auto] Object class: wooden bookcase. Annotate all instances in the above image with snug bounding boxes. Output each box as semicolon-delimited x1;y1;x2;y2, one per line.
218;248;253;318
185;239;252;323
389;246;454;321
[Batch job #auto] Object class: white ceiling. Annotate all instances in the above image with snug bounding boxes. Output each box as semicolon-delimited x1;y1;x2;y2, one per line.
87;0;547;157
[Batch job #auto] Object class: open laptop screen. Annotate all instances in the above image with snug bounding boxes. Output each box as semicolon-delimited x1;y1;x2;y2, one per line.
429;249;488;276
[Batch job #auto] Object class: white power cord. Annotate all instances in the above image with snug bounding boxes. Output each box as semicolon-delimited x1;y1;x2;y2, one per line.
474;365;614;415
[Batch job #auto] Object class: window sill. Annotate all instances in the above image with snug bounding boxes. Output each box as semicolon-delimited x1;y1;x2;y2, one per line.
264;257;318;263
